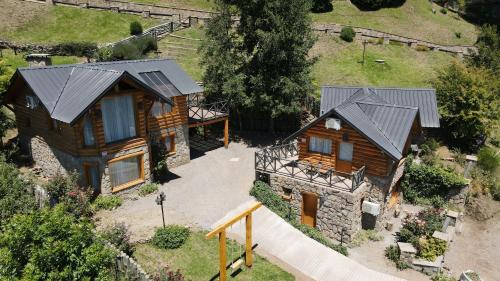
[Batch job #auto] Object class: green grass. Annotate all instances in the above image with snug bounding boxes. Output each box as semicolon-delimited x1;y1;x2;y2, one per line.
311;0;476;45
3;6;160;44
127;0;215;10
311;35;456;89
133;231;295;281
1;49;80;70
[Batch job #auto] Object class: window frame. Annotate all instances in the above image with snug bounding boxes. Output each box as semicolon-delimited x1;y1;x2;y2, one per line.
107;151;145;193
150;100;173;118
82;114;97;148
161;132;176;155
100;94;139;145
338;142;354;162
307;135;333;155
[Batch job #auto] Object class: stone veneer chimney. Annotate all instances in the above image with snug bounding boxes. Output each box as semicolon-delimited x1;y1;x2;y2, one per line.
25;53;52;67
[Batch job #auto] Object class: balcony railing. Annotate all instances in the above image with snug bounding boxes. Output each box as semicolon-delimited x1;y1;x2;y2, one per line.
188;94;229;124
255;142;366;192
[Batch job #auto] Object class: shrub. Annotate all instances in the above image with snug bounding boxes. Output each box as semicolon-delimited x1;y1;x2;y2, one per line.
385;245;400;262
151;143;169;183
93;195;123;211
351;0;406;11
99;35;157;61
477;147;499;173
432;272;456;281
45;172;93;217
417;237;447;261
100;223;134;255
455;32;462;39
401;161;467;204
139;183;159;196
152;225;190;249
416;45;430;52
350;229;383;247
440;7;448;14
153;266;185;281
130;21;143;35
420;138;440;156
397;228;418;244
0;205;115;280
0;157;37;226
340;26;355;42
311;0;333;13
45;172;79;202
52;42;98;58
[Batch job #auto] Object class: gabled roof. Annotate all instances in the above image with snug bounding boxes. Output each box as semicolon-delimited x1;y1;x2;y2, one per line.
286;87;422;161
320;86;440;128
6;59;202;125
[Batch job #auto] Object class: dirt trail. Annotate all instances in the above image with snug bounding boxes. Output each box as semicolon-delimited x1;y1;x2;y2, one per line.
0;0;47;34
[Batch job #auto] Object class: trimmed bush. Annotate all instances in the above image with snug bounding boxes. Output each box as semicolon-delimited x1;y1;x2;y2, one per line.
139;183;159;196
99;223;134;255
440;7;448;14
417;237;447;261
311;0;333;13
98;35;157;62
52;42;98;58
340;26;355;42
93;195;123;211
152;225;190;249
250;181;349;256
130;21;143;35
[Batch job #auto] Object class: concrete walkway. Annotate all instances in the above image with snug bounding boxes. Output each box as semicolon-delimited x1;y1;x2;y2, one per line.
213;200;406;281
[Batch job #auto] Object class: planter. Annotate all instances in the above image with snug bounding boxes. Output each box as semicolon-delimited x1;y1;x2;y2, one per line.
459;270;483;281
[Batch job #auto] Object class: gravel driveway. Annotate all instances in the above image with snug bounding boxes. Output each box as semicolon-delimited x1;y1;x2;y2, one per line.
95;141;257;242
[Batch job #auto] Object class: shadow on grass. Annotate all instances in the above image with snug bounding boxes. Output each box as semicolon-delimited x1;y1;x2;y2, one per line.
208;243;259;281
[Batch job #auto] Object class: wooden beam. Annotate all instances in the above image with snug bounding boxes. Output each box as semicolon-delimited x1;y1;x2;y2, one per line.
219;230;227;281
224;118;229;149
245;214;253;267
206;202;262;239
188;116;228;128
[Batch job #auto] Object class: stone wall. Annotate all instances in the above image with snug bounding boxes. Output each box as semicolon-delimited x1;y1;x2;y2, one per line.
21;135;151;195
165;125;190;169
446;183;470;208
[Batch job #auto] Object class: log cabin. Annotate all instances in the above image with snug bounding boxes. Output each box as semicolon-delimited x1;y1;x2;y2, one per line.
3;58;229;195
255;86;439;242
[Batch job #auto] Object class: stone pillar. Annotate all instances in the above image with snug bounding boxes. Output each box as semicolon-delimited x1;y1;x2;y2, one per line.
410;41;418;49
142;10;150;18
383;37;390;45
397;242;417;264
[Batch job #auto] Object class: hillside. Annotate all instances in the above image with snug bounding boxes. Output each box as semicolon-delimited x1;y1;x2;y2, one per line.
0;0;160;44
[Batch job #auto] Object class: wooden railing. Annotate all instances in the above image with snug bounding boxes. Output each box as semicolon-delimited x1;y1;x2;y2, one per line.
188;94;229;124
255;142;366;192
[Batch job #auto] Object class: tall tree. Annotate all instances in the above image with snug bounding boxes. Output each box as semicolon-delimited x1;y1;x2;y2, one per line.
467;24;500;75
0;60;14;146
235;0;317;132
200;0;248;130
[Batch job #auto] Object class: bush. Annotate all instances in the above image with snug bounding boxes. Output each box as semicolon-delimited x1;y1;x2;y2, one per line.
455;32;462;39
99;35;157;61
99;223;134;255
477;147;499;173
151;143;169;183
0;157;37;226
385;245;400;262
139;183;159;196
350;229;383;247
130;21;143;35
52;42;98;58
340;26;355;42
0;205;114;280
418;237;447;261
432;272;456;281
420;138;440;156
401;161;467;204
351;0;406;11
397;228;418;245
45;172;80;202
250;181;348;256
152;225;190;249
311;0;333;13
416;45;430;52
153;266;185;281
440;7;448;14
93;195;123;210
45;172;93;217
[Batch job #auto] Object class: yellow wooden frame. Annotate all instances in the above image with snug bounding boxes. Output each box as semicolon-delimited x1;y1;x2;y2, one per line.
108;151;145;193
206;202;262;281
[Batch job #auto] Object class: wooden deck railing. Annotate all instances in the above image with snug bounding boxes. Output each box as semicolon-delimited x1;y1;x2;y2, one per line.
255;142;366;192
188;94;229;124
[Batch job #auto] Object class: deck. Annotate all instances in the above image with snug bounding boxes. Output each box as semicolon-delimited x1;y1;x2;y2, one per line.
187;94;229;127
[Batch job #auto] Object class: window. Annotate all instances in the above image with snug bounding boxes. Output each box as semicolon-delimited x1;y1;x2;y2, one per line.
83;115;95;147
150;101;173;117
339;142;353;161
101;95;136;143
84;163;101;195
108;153;144;190
162;133;175;153
308;136;332;154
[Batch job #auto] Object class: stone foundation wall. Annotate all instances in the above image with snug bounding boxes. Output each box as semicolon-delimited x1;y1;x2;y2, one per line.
165;125;190;169
21;135;151;195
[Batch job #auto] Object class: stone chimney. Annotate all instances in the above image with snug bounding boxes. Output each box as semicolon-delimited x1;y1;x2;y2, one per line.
25;54;52;67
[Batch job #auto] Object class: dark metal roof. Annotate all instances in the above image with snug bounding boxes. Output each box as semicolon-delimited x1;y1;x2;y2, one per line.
320;86;440;128
11;59;202;124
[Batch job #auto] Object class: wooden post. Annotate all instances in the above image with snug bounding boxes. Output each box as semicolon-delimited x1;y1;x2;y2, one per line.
219;230;227;281
245;214;253;267
224;118;229;149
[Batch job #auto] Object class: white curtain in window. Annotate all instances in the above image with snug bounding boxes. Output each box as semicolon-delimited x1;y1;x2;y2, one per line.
83;115;95;146
101;95;136;143
309;136;332;154
339;142;353;161
109;157;140;188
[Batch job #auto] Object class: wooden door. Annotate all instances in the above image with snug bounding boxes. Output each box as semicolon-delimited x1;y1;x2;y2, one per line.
301;192;318;227
336;142;353;174
84;163;101;195
388;181;401;209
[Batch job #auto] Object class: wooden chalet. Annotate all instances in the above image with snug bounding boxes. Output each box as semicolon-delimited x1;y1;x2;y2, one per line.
3;59;229;194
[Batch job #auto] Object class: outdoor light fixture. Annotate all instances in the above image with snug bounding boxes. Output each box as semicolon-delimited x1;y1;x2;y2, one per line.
156;191;166;228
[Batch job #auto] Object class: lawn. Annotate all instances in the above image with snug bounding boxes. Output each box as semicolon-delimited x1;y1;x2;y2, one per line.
1;5;160;44
152;27;456;88
133;231;295;281
311;0;477;45
125;0;215;10
1;49;81;70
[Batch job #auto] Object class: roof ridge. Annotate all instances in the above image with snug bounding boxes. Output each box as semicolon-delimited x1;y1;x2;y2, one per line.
73;65;123;74
18;58;175;71
372;87;435;91
356;101;418;110
50;67;75;115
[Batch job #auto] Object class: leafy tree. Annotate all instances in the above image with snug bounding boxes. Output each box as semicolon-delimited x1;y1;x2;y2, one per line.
311;0;333;13
130;21;143;35
0;60;15;145
433;62;499;150
0;157;37;226
234;0;317;132
467;24;500;75
200;0;248;130
351;0;406;11
0;205;115;280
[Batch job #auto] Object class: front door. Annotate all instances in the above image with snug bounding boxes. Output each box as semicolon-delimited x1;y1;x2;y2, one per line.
336;142;353;174
301;192;318;227
84;163;101;195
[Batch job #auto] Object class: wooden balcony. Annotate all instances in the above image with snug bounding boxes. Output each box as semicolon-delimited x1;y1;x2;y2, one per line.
255;142;366;192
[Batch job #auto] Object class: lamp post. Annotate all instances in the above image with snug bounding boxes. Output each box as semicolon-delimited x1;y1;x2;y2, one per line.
155;191;166;228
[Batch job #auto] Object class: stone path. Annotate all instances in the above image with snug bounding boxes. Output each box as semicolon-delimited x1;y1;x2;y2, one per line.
214;200;406;281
